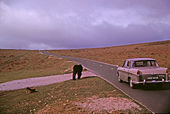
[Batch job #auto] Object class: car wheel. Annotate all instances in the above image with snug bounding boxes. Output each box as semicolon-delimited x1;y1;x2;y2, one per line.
130;79;136;89
157;83;164;89
117;72;123;83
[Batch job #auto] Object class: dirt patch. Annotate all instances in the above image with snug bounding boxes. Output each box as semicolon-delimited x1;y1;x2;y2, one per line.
38;96;142;113
74;96;142;113
35;77;150;114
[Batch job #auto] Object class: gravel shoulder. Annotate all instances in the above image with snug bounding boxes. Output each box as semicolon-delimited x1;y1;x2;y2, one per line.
0;71;97;91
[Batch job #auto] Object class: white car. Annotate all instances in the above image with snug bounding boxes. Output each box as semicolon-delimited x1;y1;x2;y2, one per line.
117;58;169;88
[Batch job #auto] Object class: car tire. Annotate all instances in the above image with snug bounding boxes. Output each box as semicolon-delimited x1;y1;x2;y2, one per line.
130;79;136;89
117;72;123;83
157;83;164;89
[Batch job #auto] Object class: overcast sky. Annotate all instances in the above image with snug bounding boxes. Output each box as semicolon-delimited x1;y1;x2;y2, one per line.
0;0;170;49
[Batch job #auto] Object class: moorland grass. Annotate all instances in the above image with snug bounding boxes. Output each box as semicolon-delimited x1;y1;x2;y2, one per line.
0;41;166;113
0;77;151;113
0;49;75;83
49;40;170;73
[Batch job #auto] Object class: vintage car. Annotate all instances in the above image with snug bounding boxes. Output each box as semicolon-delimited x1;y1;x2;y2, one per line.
117;58;169;88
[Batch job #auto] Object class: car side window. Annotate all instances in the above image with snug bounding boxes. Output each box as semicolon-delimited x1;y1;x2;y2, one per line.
122;61;126;67
123;61;130;68
147;61;151;66
127;61;129;67
127;61;131;68
151;61;156;66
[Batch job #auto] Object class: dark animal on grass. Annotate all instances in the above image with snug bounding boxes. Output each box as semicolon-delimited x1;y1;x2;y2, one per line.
73;64;83;80
26;87;37;93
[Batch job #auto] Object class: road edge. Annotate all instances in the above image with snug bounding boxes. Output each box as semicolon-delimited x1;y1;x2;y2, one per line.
40;50;154;114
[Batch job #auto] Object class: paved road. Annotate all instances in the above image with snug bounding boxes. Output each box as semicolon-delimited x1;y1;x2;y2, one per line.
0;71;97;91
41;51;170;113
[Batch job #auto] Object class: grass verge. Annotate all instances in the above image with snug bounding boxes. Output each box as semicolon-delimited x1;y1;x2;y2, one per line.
0;49;75;83
0;77;151;113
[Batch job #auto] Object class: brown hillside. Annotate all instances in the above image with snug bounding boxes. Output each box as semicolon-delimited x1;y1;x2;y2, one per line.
49;40;170;73
0;50;74;83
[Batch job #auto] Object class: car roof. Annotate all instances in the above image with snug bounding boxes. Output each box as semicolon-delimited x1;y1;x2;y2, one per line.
126;58;155;61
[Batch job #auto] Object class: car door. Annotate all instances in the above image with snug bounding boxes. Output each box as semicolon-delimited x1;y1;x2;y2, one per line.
120;60;130;82
125;61;131;82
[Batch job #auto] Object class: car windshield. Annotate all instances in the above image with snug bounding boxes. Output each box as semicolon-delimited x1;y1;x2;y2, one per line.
133;60;158;67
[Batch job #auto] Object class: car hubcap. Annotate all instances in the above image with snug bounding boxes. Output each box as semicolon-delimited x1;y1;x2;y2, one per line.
117;73;120;82
130;79;133;88
118;75;120;82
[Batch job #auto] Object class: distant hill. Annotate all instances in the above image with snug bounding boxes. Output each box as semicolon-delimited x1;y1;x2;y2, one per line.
49;40;170;73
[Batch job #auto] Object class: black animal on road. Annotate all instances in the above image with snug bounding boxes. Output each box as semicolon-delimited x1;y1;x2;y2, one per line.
73;64;83;80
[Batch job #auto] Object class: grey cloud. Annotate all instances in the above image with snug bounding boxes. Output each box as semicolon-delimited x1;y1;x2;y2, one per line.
0;0;170;49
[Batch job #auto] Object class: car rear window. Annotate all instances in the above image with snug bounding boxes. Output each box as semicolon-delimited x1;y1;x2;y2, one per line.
133;60;157;67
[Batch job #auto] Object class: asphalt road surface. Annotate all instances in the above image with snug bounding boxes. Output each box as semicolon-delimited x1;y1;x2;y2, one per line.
41;51;170;113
